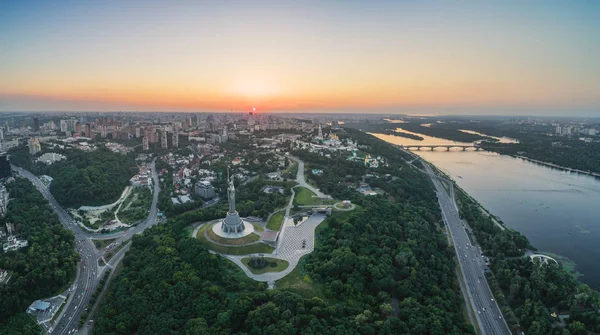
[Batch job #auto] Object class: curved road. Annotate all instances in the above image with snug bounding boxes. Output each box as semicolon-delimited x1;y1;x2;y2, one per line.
11;165;129;240
12;160;160;335
288;156;329;198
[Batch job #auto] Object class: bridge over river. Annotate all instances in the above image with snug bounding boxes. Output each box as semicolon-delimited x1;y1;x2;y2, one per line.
401;143;481;151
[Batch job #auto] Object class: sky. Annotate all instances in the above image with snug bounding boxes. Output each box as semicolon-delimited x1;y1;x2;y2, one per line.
1;1;599;115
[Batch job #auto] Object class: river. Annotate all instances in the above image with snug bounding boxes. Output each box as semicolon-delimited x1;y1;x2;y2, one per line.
373;130;600;290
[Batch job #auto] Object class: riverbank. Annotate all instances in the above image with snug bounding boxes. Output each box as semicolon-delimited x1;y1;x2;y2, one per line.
423;157;589;277
513;155;600;178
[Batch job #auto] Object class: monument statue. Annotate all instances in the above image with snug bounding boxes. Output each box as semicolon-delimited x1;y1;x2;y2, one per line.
227;170;236;214
220;168;247;234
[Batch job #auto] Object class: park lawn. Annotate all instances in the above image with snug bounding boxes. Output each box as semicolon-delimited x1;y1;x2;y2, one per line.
275;258;327;299
206;224;260;245
252;223;264;232
266;210;285;231
92;238;117;250
241;257;289;274
196;224;274;255
293;186;321;206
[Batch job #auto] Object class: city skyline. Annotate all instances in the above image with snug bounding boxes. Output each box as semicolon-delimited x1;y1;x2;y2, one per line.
2;1;600;115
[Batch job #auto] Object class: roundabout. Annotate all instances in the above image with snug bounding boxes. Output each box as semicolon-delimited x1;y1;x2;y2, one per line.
333;201;356;211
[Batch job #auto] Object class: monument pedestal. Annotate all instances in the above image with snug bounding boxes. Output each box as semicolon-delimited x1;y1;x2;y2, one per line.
213;213;254;239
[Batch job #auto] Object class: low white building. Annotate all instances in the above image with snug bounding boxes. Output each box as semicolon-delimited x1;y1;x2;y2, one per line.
36;152;66;165
3;235;28;253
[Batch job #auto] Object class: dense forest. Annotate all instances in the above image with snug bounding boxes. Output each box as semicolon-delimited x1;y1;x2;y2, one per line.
483;139;600;174
44;148;138;207
0;178;79;332
457;187;600;334
9;144;138;208
94;129;474;334
234;178;294;220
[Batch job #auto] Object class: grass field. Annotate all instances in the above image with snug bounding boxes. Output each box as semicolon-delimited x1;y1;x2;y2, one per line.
241;257;289;274
275;258;325;299
252;223;264;232
293;186;321;206
92;238;117;250
205;224;260;245
196;224;274;255
266;210;285;231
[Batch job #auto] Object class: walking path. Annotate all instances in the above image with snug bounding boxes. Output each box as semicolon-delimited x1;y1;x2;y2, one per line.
77;186;132;212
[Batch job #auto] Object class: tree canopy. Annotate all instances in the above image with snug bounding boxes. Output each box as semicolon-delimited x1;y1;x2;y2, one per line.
44;148;138;207
94;129;475;334
0;178;78;328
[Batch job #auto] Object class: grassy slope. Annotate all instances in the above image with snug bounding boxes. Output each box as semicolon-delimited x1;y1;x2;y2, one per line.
293;186;320;205
266;210;285;230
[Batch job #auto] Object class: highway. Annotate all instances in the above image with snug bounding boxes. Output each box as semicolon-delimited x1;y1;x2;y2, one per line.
12;159;160;334
421;160;512;335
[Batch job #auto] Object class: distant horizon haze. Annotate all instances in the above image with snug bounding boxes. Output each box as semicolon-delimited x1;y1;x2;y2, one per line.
1;1;599;115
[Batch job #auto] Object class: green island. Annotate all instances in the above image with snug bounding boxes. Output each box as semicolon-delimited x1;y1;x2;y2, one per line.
92;238;117;250
241;257;289;274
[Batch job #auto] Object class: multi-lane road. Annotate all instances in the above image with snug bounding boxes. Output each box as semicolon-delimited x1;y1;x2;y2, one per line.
12;160;160;334
421;160;512;335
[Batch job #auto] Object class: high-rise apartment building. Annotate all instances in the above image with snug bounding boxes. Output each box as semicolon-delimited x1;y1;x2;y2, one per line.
172;131;179;148
161;130;168;148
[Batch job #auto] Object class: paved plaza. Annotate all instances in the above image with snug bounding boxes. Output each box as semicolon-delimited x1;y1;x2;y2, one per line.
218;213;327;283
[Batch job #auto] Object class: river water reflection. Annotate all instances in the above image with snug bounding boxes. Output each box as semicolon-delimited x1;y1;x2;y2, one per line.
374;131;600;290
